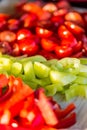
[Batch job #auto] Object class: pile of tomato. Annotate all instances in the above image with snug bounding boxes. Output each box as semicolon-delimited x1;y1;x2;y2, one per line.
0;0;87;59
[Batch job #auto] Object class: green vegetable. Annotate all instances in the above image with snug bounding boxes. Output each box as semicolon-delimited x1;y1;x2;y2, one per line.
50;70;76;85
34;62;50;78
0;54;87;100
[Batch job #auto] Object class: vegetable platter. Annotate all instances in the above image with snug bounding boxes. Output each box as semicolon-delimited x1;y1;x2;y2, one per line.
0;0;87;129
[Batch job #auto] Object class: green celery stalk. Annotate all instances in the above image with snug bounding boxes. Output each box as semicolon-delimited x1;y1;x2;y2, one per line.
11;62;23;76
45;83;63;96
34;62;50;78
79;64;87;77
75;76;87;85
50;70;76;86
0;57;12;73
21;55;47;63
23;61;35;80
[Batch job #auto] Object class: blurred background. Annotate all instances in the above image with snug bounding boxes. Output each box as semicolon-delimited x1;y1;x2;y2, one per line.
0;0;87;13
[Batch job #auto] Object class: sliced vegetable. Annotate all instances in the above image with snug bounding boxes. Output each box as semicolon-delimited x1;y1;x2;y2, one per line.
0;74;76;129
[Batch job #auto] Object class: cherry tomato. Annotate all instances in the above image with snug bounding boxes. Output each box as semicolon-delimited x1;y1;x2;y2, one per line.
17;29;32;41
55;45;73;58
36;27;53;38
20;13;38;28
58;25;77;47
51;16;64;25
65;12;84;27
42;3;57;13
0;41;12;55
38;50;58;60
18;38;39;56
8;19;20;31
0;19;7;31
0;31;16;43
64;21;85;35
12;43;20;56
41;38;57;51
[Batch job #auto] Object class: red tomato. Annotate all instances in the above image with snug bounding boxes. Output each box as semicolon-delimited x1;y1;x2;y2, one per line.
8;19;20;31
42;3;57;13
65;12;84;27
51;16;64;25
12;43;20;56
38;50;58;60
18;38;39;56
0;31;16;43
20;13;38;28
55;46;73;58
0;19;7;30
64;21;85;35
36;27;53;38
58;25;77;47
41;38;57;51
58;25;75;39
73;41;83;53
17;29;32;41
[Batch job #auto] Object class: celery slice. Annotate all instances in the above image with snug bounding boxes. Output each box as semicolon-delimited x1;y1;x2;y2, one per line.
34;62;50;78
0;57;12;72
45;83;63;96
23;61;35;80
50;70;76;86
65;84;87;100
59;58;80;74
11;62;23;76
79;64;87;77
75;76;87;85
21;55;47;63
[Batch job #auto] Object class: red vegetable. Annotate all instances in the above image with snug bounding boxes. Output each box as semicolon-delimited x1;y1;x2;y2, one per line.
0;74;76;129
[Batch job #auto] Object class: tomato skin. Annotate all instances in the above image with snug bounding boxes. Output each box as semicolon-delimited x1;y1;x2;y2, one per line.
18;38;39;56
7;19;20;31
17;29;32;41
64;21;85;35
12;43;20;56
0;19;7;31
41;38;57;52
0;31;16;43
55;46;73;59
20;13;38;28
36;27;53;38
58;25;77;47
64;11;84;27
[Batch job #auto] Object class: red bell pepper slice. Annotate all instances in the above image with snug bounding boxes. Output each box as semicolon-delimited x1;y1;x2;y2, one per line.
0;78;33;117
54;103;76;119
56;112;76;128
0;74;8;96
36;88;58;126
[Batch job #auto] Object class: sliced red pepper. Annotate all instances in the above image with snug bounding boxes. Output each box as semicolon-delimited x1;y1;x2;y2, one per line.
54;103;76;119
56;112;76;129
0;79;33;117
41;126;57;130
19;104;44;129
36;88;58;126
0;74;8;92
8;76;23;92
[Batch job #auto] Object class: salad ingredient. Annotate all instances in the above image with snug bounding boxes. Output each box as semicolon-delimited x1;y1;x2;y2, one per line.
0;54;87;100
0;1;87;59
0;74;76;129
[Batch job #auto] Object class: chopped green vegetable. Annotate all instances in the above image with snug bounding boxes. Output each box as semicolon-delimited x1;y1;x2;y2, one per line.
0;54;87;100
